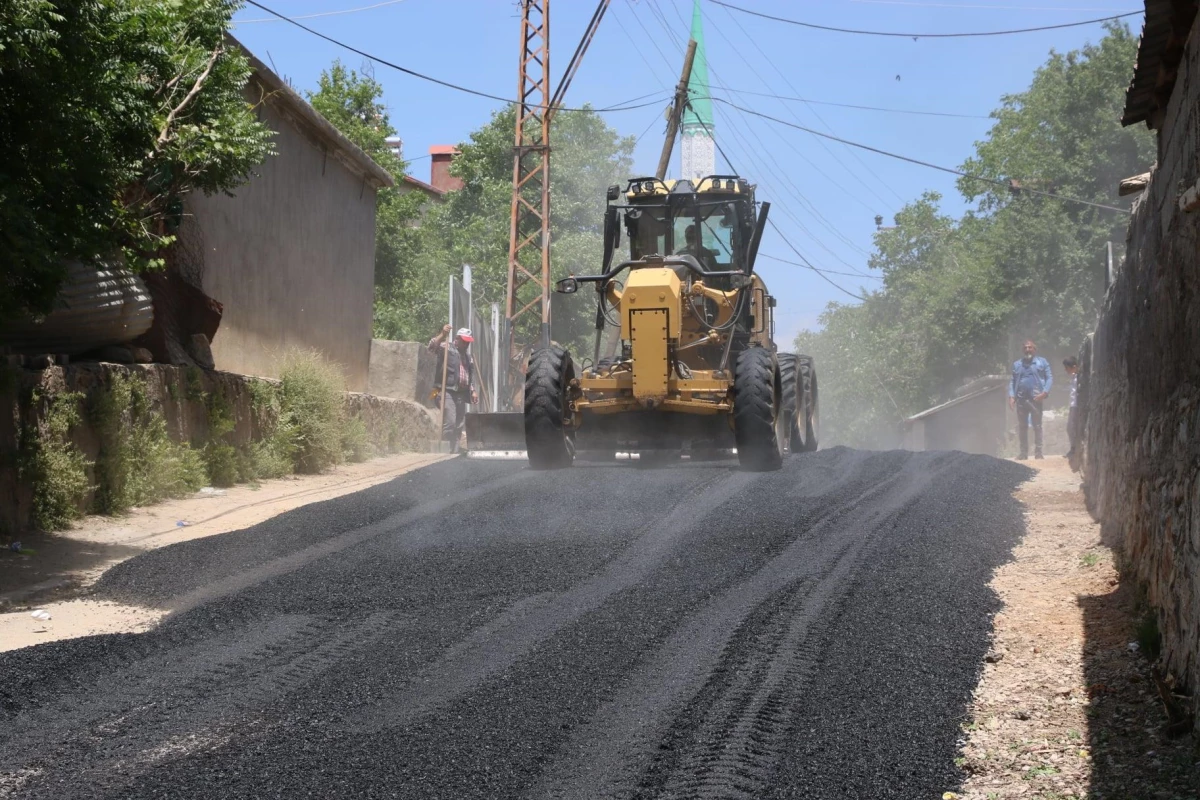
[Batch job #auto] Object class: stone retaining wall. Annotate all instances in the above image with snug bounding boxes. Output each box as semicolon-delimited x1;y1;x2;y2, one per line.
1081;11;1200;731
0;363;437;535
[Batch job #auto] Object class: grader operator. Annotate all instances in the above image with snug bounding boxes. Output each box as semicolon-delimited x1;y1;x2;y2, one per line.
522;175;818;470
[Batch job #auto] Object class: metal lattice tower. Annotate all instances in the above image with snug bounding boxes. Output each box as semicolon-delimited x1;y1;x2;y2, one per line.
505;0;552;395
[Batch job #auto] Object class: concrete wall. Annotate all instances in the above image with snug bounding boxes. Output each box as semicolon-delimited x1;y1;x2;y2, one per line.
904;388;1008;456
1082;10;1200;729
178;77;382;391
367;340;437;406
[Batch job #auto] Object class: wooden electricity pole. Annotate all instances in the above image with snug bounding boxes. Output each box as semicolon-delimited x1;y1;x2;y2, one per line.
656;39;697;181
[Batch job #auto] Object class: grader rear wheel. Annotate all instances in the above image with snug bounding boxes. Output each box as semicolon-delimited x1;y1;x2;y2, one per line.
524;346;576;470
797;356;820;452
733;348;785;471
777;353;803;453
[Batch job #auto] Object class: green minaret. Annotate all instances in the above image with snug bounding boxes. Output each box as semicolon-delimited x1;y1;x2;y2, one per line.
680;0;714;180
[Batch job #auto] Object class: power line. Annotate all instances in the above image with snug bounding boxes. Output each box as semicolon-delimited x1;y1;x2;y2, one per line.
242;0;668;113
759;253;882;279
710;1;905;208
710;88;991;120
640;0;877;266
844;0;1129;10
237;0;409;24
685;103;872;301
712;97;1133;214
767;219;869;300
709;0;1140;37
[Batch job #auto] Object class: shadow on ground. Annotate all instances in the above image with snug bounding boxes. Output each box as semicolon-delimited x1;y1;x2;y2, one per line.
1080;581;1200;798
0;531;142;609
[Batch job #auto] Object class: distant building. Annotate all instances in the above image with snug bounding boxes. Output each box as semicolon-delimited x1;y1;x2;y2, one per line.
430;145;465;193
394;145;463;209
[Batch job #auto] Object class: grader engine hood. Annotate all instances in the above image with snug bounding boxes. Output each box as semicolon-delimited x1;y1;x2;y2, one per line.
622;268;682;405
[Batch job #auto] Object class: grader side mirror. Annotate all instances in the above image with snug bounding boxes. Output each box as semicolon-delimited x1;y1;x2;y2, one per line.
555;277;580;294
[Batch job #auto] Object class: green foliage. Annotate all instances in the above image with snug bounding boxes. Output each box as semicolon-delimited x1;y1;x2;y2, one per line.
19;392;92;531
0;0;274;320
307;61;636;346
377;105;635;349
91;372;205;513
795;24;1153;446
203;390;239;487
275;350;347;473
244;350;368;475
1136;609;1162;660
244;378;296;480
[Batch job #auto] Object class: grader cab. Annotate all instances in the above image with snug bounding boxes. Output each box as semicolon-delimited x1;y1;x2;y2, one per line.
520;175;818;470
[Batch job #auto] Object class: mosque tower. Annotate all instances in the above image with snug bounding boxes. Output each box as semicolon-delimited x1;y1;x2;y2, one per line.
680;0;715;182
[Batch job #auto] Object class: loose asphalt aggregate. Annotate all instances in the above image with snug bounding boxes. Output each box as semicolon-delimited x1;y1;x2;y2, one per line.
0;447;1032;799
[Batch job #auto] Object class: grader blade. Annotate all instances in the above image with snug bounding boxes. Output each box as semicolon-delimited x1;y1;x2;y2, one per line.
464;412;526;459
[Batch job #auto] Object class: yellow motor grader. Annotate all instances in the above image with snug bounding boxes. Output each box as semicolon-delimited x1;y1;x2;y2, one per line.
520;174;818;470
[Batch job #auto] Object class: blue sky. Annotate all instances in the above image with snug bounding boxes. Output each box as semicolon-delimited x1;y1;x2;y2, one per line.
230;0;1139;343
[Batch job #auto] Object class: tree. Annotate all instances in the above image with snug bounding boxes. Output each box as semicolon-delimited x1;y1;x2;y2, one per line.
794;23;1153;447
372;104;636;345
0;0;274;319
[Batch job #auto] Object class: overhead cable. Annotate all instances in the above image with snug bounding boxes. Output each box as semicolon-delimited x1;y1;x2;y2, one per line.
711;98;1133;214
710;88;991;120
242;0;668;113
708;0;1140;37
237;0;409;24
759;253;882;279
684;103;872;302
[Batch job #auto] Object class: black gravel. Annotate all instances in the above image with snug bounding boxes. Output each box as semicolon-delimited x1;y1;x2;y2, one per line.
0;449;1031;799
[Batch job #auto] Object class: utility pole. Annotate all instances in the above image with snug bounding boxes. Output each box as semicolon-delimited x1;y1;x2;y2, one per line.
656;39;698;181
505;0;553;368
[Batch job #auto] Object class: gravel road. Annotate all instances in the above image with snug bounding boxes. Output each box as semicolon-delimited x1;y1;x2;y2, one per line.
0;448;1031;799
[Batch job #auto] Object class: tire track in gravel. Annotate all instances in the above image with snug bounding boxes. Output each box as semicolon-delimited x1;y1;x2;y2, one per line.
1;612;401;799
163;470;532;613
532;456;938;799
354;469;756;733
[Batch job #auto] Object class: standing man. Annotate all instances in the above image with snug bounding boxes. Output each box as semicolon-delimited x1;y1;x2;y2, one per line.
1063;356;1080;459
428;324;477;453
1008;340;1053;460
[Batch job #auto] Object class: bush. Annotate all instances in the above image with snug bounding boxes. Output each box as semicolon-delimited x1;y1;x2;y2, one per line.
0;0;275;320
276;350;348;474
19;392;92;531
203;390;239;487
91;372;204;513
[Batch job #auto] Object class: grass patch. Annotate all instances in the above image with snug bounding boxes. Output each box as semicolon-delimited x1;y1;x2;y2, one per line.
203;390;239;487
1080;551;1101;568
19;391;92;531
91;371;205;514
1136;609;1162;661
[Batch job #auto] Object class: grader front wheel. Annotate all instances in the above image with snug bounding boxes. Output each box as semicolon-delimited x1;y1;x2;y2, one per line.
733;348;785;471
524;346;576;470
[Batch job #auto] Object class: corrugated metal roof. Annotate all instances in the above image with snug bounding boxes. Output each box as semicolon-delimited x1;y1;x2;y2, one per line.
1123;0;1198;128
904;384;1005;425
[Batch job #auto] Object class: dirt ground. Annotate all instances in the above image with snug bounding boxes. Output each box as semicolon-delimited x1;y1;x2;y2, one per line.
954;458;1199;799
0;452;449;652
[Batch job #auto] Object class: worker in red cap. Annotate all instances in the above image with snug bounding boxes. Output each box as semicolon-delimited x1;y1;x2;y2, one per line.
428;324;478;453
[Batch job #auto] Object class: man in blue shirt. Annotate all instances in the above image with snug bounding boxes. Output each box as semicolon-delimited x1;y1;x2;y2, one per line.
1008;340;1053;460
